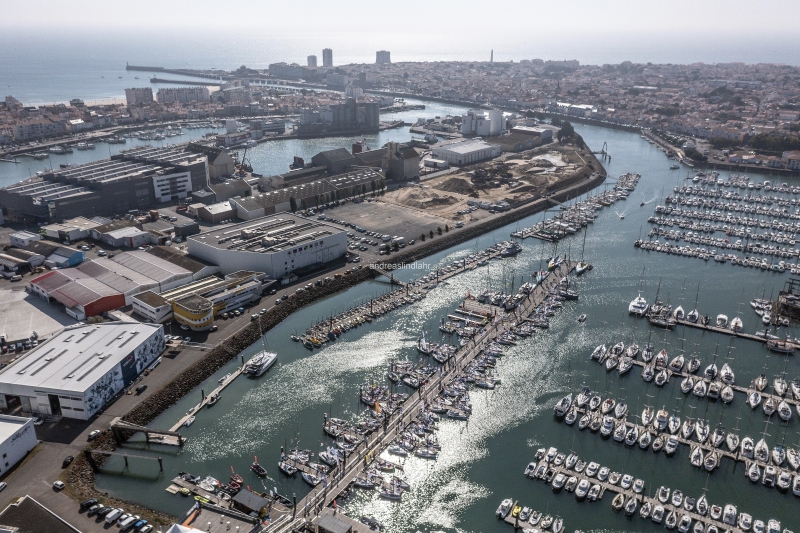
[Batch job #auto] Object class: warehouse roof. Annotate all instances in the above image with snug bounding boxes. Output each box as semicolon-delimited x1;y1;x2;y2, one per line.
30;270;91;293
110;251;191;283
49;278;121;308
0;322;162;394
0;495;82;533
146;246;216;274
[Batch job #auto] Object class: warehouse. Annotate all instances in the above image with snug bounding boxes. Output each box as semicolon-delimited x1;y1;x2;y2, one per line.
431;139;501;165
0;322;164;420
132;271;266;329
0;416;38;476
187;214;347;276
9;231;41;248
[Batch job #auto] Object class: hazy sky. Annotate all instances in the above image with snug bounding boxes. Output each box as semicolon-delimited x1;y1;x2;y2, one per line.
3;0;799;37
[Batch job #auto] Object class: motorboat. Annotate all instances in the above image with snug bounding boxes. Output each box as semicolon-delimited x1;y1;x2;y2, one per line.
747;461;761;482
620;474;633;490
716;314;728;328
496;498;513;518
640;500;652;519
575;479;590;499
600;416;616;437
678;514;692;533
741;437;755;459
184;416;196;427
657;485;670;503
651;505;665;523
206;392;220;406
730;316;743;332
722;504;737;526
655;408;669;431
553;394;572;417
653;434;665;452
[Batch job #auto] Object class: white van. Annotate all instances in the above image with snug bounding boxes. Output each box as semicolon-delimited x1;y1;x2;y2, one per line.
105;508;123;523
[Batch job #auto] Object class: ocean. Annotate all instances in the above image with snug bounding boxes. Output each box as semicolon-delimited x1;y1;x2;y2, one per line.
2;29;800;105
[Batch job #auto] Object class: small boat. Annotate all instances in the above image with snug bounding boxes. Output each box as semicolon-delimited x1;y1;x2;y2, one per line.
206;392;220;406
577;313;587;322
612;493;625;511
278;461;297;476
184;416;196;427
251;461;267;476
302;471;321;486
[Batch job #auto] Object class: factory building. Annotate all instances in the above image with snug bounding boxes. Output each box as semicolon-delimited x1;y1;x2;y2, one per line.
230;169;382;220
431;139;502;166
0;322;164;420
460;109;504;136
0;148;208;222
40;216;104;242
187;214;347;276
132;271;266;330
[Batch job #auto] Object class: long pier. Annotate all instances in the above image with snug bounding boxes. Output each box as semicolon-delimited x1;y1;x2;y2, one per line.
523;456;746;533
169;366;246;432
649;316;800;350
560;405;796;493
267;262;578;532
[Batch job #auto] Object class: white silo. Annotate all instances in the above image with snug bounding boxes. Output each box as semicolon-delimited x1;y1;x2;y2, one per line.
487;109;503;135
461;113;474;135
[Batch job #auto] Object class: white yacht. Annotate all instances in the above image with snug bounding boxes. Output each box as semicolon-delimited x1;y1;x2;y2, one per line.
245;350;277;376
629;293;648;315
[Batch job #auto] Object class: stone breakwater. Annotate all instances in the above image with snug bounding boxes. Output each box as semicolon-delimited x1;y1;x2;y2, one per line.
69;142;605;519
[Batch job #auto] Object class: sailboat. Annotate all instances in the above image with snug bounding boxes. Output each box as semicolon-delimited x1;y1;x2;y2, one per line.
575;226;589;275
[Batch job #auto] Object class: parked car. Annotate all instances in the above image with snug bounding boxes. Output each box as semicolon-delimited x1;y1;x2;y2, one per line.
62;456;74;468
135;385;147;395
79;498;98;510
88;504;104;516
53;480;65;490
33;417;43;426
0;482;7;492
88;429;101;441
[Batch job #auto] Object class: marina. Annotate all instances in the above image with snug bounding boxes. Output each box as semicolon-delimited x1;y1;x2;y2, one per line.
93;124;800;532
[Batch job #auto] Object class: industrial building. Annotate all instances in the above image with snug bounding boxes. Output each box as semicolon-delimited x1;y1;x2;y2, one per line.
431;139;502;166
296;98;379;136
510;125;554;143
487;133;541;152
132;271;267;329
40;216;105;242
29;250;197;319
187;214;348;276
353;142;420;180
9;231;41;248
0;322;164;420
0;147;208;222
25;241;84;268
461;108;505;136
0;495;83;533
185;143;236;179
0;416;37;477
230;169;383;220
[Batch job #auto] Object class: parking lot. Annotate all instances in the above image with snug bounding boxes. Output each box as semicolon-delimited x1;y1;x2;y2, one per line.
0;288;76;349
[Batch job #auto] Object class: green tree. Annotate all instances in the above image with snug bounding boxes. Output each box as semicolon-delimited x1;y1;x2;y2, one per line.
289;196;297;213
445;224;449;232
683;147;707;162
371;180;376;194
429;230;434;238
556;121;575;142
437;226;442;235
420;233;426;241
361;184;367;197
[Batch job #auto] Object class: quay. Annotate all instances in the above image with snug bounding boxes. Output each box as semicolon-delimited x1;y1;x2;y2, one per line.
523;456;746;533
267;261;579;533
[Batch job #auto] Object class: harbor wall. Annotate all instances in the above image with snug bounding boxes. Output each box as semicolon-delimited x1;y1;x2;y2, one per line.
69;138;606;518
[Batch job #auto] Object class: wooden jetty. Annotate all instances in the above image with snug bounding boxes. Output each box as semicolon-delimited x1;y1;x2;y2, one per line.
561;406;797;495
169;366;246;432
524;456;746;533
266;262;579;533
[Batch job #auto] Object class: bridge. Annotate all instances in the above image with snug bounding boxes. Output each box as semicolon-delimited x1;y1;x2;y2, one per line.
368;264;408;287
109;417;184;447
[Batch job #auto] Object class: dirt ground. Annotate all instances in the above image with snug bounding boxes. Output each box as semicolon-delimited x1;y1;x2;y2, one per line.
385;142;597;221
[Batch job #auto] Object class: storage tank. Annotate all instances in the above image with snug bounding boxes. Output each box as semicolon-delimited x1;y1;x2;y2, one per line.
487;109;503;135
476;117;491;137
461;113;473;135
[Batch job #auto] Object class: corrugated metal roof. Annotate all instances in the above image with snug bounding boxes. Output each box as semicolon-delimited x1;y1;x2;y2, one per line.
110;251;191;284
0;322;162;394
50;278;120;308
30;270;91;293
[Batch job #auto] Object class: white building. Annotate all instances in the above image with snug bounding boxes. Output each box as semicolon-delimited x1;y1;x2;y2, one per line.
460;109;504;136
0;416;37;476
431;139;502;166
0;322;164;420
345;85;364;98
9;231;41;248
156;87;210;104
125;87;154;106
187;214;348;276
152;171;192;202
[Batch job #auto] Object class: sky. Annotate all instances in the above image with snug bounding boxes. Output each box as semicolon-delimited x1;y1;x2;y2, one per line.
2;0;798;38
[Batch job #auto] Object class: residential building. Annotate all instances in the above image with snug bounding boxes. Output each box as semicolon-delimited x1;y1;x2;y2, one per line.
376;50;391;65
0;322;164;420
307;55;318;67
782;150;800;170
322;48;333;67
125;87;154;106
156;87;210;104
